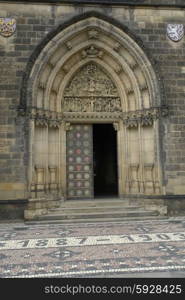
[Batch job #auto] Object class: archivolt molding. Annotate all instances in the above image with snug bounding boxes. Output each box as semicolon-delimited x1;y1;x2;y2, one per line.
56;41;143;112
38;39;141;112
19;15;166;120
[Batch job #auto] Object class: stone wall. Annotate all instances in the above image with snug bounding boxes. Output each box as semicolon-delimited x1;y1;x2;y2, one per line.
0;0;185;218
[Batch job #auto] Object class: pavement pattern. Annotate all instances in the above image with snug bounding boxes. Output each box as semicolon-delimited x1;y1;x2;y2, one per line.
0;218;185;278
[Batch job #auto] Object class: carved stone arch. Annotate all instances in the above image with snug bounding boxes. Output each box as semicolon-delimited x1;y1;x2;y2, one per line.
32;17;156;112
19;11;165;113
22;12;169;220
45;40;140;113
42;43;129;112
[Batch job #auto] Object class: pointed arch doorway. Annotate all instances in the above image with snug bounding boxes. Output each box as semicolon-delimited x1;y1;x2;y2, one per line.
23;14;168;218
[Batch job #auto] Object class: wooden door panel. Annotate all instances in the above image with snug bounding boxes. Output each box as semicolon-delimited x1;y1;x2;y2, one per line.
66;124;94;199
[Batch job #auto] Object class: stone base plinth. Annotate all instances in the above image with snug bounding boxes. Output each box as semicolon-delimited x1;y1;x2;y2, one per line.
24;196;63;220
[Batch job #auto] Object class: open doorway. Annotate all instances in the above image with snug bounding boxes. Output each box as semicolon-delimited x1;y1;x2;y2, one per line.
93;124;118;197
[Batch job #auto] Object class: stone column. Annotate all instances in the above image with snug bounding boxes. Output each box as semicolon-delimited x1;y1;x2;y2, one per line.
61;122;71;199
113;121;125;198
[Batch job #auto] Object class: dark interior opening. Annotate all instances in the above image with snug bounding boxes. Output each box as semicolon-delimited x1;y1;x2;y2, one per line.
93;124;118;197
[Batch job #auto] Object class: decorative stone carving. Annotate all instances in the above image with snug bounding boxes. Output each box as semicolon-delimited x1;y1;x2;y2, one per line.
113;122;120;131
0;18;16;37
19;103;168;127
24;107;63;127
113;42;121;51
48;120;61;128
22;16;166;204
63;112;121;120
35;119;48;127
65;41;72;49
115;65;122;74
167;24;184;42
64;63;118;96
129;60;138;70
63;63;122;113
88;29;99;39
63;64;70;74
126;87;134;94
63;97;122;113
122;106;168;128
64;122;72;131
81;45;104;59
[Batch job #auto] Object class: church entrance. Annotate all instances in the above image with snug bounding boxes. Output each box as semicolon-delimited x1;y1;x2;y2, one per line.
66;123;118;200
24;16;165;220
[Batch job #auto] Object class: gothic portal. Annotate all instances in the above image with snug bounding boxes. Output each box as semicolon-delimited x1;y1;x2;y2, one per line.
3;1;185;221
23;15;168;218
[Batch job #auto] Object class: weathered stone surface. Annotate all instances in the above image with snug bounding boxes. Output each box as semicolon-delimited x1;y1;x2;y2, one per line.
0;1;185;219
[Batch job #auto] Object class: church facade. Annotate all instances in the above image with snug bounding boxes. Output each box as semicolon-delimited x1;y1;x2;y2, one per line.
0;0;185;220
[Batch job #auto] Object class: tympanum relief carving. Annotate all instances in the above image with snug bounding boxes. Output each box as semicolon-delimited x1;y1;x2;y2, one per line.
63;63;122;113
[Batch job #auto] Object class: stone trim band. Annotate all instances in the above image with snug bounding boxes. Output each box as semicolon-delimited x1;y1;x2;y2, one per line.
18;105;168;128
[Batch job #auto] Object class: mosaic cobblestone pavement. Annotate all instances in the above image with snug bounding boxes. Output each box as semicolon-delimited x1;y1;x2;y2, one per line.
0;218;185;278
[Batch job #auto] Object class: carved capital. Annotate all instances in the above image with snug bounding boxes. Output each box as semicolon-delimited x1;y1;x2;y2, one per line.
48;120;61;128
122;106;169;128
25;107;63;126
35;119;48;127
64;122;72;131
113;122;120;131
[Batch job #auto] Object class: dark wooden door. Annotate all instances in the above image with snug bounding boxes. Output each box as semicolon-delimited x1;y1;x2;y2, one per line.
66;124;94;199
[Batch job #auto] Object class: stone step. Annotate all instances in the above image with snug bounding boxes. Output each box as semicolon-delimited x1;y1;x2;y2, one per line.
49;205;145;214
56;199;142;209
34;209;159;221
26;215;168;225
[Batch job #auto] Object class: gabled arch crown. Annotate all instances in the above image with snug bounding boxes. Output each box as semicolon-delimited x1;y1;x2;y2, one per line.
24;14;163;118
